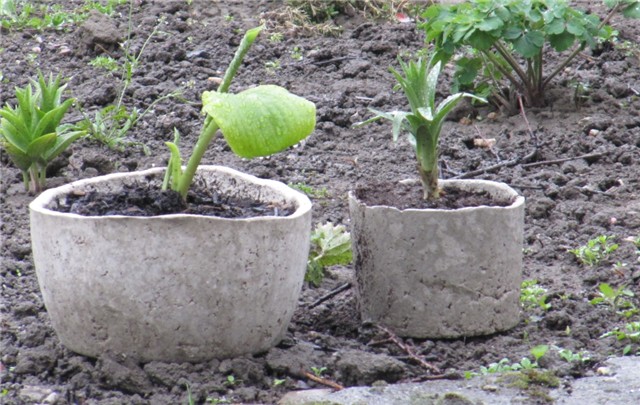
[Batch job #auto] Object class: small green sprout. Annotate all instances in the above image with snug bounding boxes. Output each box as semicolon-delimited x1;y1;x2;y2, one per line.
225;375;236;386
554;346;591;363
306;222;352;287
291;46;304;61
601;321;640;355
269;32;284;43
310;366;327;377
288;182;329;198
265;59;281;74
521;279;551;311
589;282;635;314
465;345;548;378
569;235;619;266
273;378;286;386
0;72;85;193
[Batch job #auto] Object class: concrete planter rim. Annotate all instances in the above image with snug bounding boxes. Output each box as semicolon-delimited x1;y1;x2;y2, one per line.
349;178;525;212
30;165;312;220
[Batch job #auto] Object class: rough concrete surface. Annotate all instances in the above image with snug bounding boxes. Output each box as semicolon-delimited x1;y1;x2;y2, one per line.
280;357;640;405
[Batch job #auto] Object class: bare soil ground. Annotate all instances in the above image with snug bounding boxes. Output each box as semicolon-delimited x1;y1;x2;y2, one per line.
1;1;640;404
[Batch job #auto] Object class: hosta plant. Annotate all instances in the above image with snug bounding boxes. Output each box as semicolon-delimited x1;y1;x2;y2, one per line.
0;72;85;193
164;25;316;199
422;0;637;110
358;56;485;200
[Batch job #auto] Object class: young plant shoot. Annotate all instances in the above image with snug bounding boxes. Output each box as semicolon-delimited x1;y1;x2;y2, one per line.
358;56;485;200
0;72;85;193
163;26;316;199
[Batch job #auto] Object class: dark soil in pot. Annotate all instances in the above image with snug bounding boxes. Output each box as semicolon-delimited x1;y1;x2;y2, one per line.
1;1;640;404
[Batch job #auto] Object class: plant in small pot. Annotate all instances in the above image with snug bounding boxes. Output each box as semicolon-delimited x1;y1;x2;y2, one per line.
351;55;525;338
28;26;316;362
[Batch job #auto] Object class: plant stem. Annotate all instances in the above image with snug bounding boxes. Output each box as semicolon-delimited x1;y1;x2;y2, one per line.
175;116;219;198
415;126;439;200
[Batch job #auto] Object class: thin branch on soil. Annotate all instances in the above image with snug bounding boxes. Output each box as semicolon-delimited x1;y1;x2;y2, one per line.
375;325;442;375
302;371;345;391
308;282;352;309
520;151;609;169
518;95;539;148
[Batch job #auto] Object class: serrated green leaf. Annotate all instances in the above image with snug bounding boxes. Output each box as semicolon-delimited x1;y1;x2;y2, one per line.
545;18;565;35
513;30;545;58
309;222;352;268
202;85;315;158
466;30;496;50
549;31;576;52
503;26;523;40
477;16;503;32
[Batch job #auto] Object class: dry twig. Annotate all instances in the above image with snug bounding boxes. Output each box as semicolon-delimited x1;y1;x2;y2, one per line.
308;282;352;309
302;371;345;390
375;325;442;375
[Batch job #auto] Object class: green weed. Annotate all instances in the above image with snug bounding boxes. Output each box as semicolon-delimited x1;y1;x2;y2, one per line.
569;235;619;266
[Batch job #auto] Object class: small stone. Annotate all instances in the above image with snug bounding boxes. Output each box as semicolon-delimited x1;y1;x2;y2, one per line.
597;366;613;376
19;385;54;403
588;129;601;137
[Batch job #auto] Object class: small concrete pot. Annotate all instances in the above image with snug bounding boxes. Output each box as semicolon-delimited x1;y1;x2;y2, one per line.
349;179;525;339
29;166;312;362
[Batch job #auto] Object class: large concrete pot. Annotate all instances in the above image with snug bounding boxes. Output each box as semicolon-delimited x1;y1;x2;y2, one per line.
29;166;312;362
349;179;525;339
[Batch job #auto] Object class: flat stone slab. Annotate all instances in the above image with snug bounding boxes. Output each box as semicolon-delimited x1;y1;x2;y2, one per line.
280;357;640;405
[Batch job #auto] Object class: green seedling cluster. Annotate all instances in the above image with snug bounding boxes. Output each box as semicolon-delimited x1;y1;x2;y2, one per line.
465;345;549;378
0;72;85;193
590;282;636;317
289;182;329;198
306;222;352;287
569;235;619;266
521;279;551;311
421;0;638;111
601;321;640;355
310;366;328;377
554;346;591;363
357;55;485;200
0;0;127;31
79;12;175;153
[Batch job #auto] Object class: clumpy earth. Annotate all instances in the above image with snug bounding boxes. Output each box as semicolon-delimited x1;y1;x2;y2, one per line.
1;0;640;404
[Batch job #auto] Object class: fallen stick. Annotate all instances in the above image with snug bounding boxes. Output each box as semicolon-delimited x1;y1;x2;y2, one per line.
302;371;345;391
520;151;609;168
376;325;442;375
308;282;352;309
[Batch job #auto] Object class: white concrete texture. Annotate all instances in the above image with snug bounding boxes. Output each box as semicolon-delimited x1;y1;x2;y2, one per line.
349;179;525;338
30;166;312;362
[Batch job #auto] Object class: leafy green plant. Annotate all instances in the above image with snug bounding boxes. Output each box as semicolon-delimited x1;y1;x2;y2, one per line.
0;72;85;193
521;279;551;311
590;282;635;314
306;222;352;287
163;26;316;200
465;345;548;378
79;11;177;153
569;235;619;266
554;346;591;363
422;0;635;110
289;182;329;198
357;55;485;200
601;321;640;355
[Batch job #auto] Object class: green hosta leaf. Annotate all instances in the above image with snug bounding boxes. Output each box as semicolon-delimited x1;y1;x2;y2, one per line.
513;30;545;58
202;85;315;158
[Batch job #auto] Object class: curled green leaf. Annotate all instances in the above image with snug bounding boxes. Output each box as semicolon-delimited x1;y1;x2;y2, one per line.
202;85;316;158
